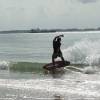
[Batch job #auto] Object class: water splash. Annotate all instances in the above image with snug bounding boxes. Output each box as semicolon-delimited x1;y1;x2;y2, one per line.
63;39;100;66
0;61;9;70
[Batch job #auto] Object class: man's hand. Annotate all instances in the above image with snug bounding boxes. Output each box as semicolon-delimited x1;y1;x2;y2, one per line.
59;34;64;37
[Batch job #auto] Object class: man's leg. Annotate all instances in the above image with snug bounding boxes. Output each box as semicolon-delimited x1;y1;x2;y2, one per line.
60;52;65;64
52;53;57;67
52;54;55;65
61;56;65;62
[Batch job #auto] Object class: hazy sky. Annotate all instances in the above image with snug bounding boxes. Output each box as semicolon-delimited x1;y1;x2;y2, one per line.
0;0;100;30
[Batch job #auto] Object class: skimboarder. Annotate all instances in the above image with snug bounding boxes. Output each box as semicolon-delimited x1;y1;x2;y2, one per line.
52;35;65;66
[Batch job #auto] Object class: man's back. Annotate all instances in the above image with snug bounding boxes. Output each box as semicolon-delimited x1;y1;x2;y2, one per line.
53;39;61;52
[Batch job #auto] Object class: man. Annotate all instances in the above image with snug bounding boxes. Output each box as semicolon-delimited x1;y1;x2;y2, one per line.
52;34;65;66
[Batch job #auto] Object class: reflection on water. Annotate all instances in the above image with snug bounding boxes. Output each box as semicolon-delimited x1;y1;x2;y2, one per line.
43;68;66;78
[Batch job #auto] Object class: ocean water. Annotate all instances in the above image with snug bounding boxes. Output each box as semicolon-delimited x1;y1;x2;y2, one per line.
0;31;100;100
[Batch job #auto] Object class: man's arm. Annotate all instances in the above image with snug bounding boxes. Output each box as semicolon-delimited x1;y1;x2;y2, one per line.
53;34;64;41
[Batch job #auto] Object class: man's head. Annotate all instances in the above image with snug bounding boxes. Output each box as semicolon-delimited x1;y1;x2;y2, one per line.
57;37;61;42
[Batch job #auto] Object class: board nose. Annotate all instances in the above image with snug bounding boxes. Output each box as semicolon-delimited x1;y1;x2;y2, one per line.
65;61;70;65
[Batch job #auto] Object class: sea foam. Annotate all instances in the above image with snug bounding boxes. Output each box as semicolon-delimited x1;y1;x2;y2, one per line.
0;61;9;70
63;39;100;66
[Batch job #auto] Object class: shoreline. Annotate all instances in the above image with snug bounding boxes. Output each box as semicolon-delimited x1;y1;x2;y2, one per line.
0;29;100;34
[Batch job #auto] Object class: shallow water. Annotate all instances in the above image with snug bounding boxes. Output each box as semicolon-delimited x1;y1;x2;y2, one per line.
0;70;100;100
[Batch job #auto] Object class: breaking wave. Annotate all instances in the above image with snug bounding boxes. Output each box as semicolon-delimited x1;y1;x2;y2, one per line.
0;61;9;70
0;39;100;74
63;39;100;66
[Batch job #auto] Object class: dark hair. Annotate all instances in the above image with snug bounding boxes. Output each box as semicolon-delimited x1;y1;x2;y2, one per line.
57;37;61;42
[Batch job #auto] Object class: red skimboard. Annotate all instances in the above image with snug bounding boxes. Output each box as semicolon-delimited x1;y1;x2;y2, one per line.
43;61;70;70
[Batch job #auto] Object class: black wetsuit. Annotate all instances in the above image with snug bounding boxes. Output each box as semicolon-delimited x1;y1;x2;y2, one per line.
52;37;65;65
53;39;62;57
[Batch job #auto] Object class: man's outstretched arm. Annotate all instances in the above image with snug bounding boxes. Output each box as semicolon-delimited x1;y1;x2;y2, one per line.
53;34;64;41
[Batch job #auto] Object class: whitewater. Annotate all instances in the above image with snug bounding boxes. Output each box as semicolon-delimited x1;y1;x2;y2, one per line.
0;31;100;100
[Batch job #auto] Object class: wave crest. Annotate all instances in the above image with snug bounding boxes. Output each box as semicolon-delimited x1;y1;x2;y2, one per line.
0;61;9;70
63;39;100;66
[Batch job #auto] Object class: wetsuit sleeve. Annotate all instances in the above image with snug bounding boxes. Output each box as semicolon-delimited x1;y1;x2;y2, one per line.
53;36;60;42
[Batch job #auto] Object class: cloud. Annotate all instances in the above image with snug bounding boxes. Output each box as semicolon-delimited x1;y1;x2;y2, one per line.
0;0;100;30
78;0;98;3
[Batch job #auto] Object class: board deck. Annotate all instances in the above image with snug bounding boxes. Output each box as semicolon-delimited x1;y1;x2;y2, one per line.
43;61;70;70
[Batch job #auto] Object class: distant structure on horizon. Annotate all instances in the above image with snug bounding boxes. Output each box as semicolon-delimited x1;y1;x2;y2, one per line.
0;27;100;33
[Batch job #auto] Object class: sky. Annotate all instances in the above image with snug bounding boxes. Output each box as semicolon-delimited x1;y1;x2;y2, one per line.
0;0;100;30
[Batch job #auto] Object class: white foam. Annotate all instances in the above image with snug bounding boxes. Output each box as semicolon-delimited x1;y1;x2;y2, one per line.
0;61;9;70
83;66;98;74
0;79;100;97
63;39;100;66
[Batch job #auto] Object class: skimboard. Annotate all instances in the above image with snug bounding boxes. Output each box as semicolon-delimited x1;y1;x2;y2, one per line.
43;61;70;70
